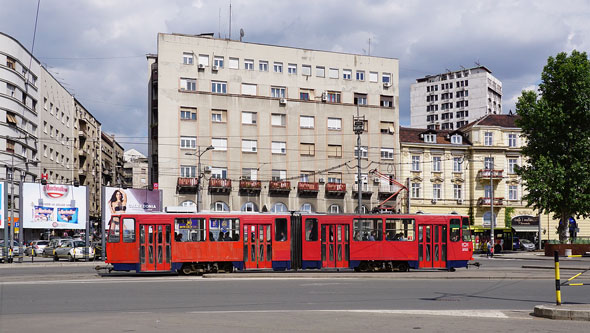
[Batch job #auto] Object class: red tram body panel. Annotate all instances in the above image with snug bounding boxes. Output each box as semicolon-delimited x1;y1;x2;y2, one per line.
106;212;473;274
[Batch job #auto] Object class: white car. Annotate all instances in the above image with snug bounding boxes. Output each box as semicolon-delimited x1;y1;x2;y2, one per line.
53;240;95;261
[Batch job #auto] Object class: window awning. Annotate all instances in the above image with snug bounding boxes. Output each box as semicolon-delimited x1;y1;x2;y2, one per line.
512;225;540;232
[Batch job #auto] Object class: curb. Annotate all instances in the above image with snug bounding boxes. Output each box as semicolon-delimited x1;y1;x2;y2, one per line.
0;261;102;269
534;305;590;321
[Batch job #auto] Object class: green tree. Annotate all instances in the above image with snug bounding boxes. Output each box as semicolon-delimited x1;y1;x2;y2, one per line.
516;50;590;243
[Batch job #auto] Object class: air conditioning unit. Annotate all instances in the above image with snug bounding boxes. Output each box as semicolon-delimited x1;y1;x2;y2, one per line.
373;177;381;183
321;92;328;102
383;82;392;88
279;98;287;105
203;166;212;173
318;178;325;184
198;64;205;69
212;65;219;71
457;199;463;204
431;199;437;204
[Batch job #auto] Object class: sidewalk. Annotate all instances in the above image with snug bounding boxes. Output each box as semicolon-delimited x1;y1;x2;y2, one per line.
534;304;590;321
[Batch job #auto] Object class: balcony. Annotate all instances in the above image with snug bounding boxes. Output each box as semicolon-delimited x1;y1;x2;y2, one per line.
325;183;346;198
477;169;503;180
377;183;402;200
177;177;198;194
477;197;504;206
352;184;373;199
239;180;262;195
297;182;319;197
269;181;291;195
208;178;231;194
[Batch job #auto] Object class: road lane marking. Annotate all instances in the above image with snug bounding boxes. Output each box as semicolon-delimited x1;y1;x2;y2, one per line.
186;309;511;318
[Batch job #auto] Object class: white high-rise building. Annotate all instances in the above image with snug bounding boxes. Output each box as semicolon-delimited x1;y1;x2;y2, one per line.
410;66;502;130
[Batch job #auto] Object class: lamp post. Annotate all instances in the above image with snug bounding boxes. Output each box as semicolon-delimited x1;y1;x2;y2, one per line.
186;145;214;212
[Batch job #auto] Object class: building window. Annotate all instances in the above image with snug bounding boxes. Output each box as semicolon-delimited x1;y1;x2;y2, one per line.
326;91;341;103
6;112;18;126
271;202;288;212
432;156;441;172
454;184;462;200
180;78;196;91
272;170;287;181
241;83;257;95
451;134;462;144
213;56;224;68
198;54;209;66
242;168;258;180
180;136;196;149
509;185;518;200
6;56;16;70
343;69;352;80
211;110;227;122
484;157;494;170
244;59;254;70
369;71;378;82
354;146;368;159
484;185;492;198
211;138;227;151
259;60;268;71
327;173;342;183
300;143;315;156
288;63;297;74
180;107;197;120
433;184;441;200
242;139;257;153
381;148;394;160
212;201;229;211
508;133;517;147
354;93;368;105
299;116;314;128
271;113;286;127
329;204;341;213
181;165;197;177
327;117;341;130
328;68;339;79
382;73;391;83
411;155;421;171
241;202;258;212
411;183;421;198
211;167;227;180
7;83;16;97
380;95;393;108
273;62;283;73
316;66;325;77
424;133;435;143
182;52;193;65
328;144;342;158
302;65;311;76
380;121;395;135
211;81;227;94
453;157;463;172
484;132;493;146
356;71;365;81
271;86;286;98
228;57;239;69
508;158;518;174
241;111;257;125
6;140;15;154
272;141;286;154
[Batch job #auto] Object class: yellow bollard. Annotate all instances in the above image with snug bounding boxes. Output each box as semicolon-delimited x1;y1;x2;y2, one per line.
554;251;561;306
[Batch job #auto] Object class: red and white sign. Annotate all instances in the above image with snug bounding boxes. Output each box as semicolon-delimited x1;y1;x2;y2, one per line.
43;184;69;198
153;183;159;190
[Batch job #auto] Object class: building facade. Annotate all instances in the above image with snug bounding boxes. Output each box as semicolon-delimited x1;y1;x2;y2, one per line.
122;148;148;189
101;132;124;187
410;66;502;130
149;33;400;213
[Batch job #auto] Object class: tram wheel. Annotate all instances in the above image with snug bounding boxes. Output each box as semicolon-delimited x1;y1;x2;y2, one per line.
181;265;193;275
398;262;409;272
358;261;369;272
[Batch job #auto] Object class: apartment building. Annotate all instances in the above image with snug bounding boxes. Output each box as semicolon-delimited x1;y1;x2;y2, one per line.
74;99;101;221
148;33;400;213
123;148;148;189
101;132;124;187
0;32;40;236
410;66;502;130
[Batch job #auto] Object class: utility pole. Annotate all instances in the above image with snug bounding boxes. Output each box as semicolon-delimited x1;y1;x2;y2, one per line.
353;106;365;214
490;155;495;254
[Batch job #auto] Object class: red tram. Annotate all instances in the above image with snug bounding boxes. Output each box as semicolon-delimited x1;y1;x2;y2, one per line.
106;213;473;274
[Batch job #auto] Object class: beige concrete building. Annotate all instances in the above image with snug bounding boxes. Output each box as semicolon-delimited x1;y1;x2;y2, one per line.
74;99;101;220
122;148;148;189
148;33;400;213
101;132;124;187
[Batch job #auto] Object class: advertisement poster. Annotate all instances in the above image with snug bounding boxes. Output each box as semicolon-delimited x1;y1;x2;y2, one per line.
22;183;88;229
0;182;4;229
103;187;162;224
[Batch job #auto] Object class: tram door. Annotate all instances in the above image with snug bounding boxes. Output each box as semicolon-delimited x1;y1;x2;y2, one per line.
139;224;171;272
321;224;349;268
418;225;447;268
243;224;272;269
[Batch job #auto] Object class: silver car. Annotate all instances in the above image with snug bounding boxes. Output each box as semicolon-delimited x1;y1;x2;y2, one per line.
42;238;71;258
53;240;94;261
25;240;50;256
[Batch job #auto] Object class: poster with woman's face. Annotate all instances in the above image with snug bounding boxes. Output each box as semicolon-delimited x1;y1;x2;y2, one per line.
103;187;162;225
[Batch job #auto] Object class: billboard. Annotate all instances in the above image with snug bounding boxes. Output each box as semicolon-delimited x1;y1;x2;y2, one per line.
21;183;88;229
0;182;4;229
102;187;163;224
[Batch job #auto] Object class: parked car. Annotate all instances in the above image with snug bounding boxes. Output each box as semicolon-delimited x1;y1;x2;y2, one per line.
25;240;50;256
519;239;536;251
0;240;21;256
42;238;71;258
513;237;521;251
53;240;95;261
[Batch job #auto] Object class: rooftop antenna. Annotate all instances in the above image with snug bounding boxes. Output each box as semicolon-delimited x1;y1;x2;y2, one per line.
229;1;232;40
368;37;371;56
240;28;244;42
475;60;481;67
218;8;221;38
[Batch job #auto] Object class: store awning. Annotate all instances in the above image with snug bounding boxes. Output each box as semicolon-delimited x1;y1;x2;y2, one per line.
512;225;540;232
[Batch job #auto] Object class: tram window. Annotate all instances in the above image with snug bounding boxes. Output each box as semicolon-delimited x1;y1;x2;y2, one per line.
462;217;471;242
385;218;415;241
353;218;382;241
209;218;240;241
122;218;135;243
450;218;461;242
175;218;206;242
275;218;288;242
305;218;318;241
108;217;120;243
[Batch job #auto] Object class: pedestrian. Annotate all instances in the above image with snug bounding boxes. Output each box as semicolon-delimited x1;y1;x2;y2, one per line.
487;241;494;258
486;241;492;258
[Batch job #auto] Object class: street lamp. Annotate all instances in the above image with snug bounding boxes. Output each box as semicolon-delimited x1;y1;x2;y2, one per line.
185;145;214;212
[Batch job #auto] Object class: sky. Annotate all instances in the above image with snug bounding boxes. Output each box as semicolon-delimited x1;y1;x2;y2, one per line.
1;0;589;155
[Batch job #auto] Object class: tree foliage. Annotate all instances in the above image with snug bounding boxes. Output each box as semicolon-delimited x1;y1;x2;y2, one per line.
516;50;590;242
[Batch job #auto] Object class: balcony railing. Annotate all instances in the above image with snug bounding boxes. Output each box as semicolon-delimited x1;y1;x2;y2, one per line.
239;180;261;191
352;184;373;198
477;169;503;179
269;181;291;193
208;178;231;193
477;197;504;206
325;183;346;196
297;182;319;196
